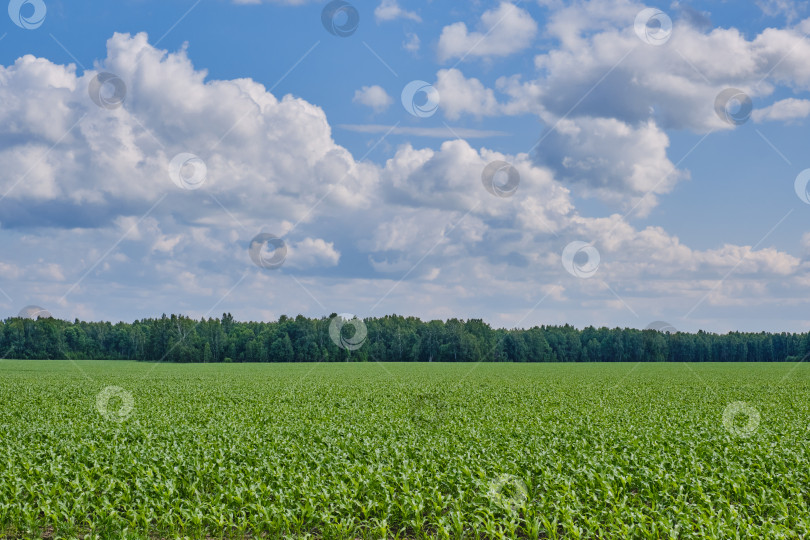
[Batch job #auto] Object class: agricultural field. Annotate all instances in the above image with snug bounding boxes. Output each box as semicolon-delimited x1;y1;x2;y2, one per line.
0;360;808;539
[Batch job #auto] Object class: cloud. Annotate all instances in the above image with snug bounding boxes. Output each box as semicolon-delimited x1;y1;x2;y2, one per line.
524;2;810;132
403;32;421;53
0;30;805;331
533;117;685;217
434;68;502;120
338;124;508;138
756;0;801;21
375;0;421;23
753;98;810;122
352;85;393;113
0;32;379;230
0;263;22;280
425;1;810;213
673;2;712;30
437;2;538;62
287;238;341;268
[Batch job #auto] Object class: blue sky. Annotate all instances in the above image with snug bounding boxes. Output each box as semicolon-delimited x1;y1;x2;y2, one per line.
2;0;810;332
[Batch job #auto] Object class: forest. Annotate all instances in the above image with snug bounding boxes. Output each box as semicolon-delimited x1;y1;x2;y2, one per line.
0;313;806;363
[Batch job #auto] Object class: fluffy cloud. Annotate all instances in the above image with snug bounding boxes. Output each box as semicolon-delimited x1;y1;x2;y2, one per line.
756;0;801;20
352;85;393;113
375;0;421;23
527;1;810;132
533;117;685;216
0;30;805;331
434;69;501;120
287;238;341;268
403;32;421;53
0;33;378;230
753;98;810;122
338;124;507;138
428;0;810;213
437;2;538;62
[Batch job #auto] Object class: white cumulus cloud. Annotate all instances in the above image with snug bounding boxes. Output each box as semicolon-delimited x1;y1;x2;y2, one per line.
437;2;538;62
375;0;421;23
353;85;393;113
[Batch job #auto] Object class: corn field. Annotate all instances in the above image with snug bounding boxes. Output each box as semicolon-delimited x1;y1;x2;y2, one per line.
0;360;808;539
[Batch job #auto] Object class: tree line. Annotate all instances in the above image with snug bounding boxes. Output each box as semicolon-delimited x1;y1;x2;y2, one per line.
0;313;806;363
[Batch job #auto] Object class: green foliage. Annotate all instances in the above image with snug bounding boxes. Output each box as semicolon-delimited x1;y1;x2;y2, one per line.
0;361;808;538
0;315;804;362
